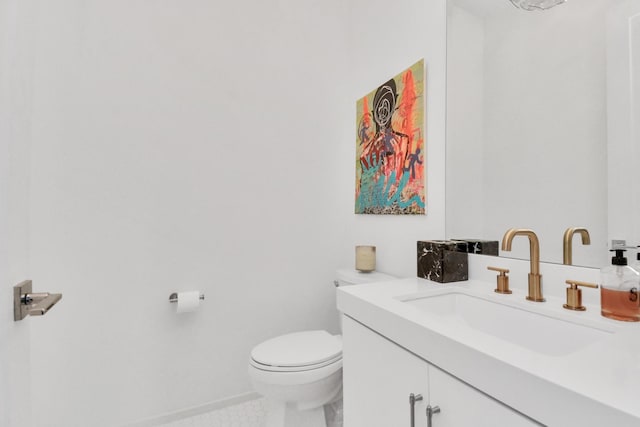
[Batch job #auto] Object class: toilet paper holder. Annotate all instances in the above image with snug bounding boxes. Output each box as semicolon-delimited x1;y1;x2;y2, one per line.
169;292;205;303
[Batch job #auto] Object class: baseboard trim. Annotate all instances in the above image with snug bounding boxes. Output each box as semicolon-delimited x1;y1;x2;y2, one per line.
123;391;261;427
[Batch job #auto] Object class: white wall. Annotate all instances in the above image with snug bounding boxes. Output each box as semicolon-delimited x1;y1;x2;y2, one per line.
0;1;34;426
27;1;352;425
447;0;609;267
345;0;447;275
2;0;447;425
23;0;447;425
446;5;485;239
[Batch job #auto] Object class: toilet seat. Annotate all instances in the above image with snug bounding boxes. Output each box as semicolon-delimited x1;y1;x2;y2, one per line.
248;330;343;386
249;355;342;387
250;330;342;370
250;353;342;372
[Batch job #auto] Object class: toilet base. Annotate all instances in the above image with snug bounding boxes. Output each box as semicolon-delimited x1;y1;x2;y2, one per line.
249;363;342;427
265;400;327;427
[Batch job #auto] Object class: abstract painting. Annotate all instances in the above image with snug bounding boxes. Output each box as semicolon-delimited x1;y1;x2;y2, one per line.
355;59;425;215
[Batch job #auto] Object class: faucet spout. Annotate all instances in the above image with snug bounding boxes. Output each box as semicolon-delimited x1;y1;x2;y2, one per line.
562;227;591;265
501;228;545;302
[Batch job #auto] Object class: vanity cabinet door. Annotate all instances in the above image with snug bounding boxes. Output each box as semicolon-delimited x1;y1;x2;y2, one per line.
427;365;540;426
342;315;429;427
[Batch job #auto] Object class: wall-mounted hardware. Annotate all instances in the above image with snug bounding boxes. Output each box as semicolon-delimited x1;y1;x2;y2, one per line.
409;393;423;427
488;266;511;294
563;280;598;311
168;292;205;303
563;227;591;265
13;280;62;321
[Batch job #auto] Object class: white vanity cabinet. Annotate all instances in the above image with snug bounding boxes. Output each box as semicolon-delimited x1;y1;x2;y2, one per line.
427;364;539;426
342;315;429;427
342;315;540;427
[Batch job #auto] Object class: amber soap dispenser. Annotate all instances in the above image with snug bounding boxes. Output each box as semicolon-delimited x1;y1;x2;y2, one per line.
600;249;640;321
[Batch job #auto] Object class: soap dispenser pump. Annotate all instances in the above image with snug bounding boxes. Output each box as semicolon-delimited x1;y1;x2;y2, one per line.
600;249;640;321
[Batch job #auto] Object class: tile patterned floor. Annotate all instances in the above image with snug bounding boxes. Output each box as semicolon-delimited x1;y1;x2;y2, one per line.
159;398;267;427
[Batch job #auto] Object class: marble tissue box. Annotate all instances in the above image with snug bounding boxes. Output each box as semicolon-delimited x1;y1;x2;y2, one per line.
452;239;499;256
417;240;469;283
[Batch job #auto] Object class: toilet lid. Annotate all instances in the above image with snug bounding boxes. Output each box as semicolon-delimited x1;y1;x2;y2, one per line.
251;330;342;368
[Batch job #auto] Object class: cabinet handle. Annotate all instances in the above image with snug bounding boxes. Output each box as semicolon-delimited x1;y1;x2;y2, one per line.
409;393;423;427
426;404;441;427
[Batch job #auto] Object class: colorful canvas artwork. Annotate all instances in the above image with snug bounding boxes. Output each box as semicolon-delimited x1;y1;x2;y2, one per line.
355;59;425;215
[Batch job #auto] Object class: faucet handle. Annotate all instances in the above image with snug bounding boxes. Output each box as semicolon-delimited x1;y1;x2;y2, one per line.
488;266;512;294
563;280;598;311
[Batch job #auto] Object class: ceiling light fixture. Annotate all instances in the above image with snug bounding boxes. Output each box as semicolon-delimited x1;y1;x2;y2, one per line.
509;0;566;11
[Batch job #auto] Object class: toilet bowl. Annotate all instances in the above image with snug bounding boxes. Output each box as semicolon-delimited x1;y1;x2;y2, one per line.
249;330;343;427
248;269;395;427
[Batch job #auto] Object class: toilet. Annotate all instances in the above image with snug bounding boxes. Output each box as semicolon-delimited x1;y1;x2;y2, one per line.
248;269;395;427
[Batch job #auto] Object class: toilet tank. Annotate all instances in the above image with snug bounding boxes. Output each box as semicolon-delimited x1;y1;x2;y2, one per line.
334;268;396;287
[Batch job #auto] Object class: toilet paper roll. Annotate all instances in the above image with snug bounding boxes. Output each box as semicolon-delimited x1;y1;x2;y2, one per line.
175;291;200;314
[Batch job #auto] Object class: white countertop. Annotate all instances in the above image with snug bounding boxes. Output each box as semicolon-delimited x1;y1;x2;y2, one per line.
337;275;640;426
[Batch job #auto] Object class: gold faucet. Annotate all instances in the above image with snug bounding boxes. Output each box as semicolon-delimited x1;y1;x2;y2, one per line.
501;228;545;302
562;227;590;265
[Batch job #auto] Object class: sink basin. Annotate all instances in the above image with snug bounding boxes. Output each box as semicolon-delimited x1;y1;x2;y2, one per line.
402;291;614;357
